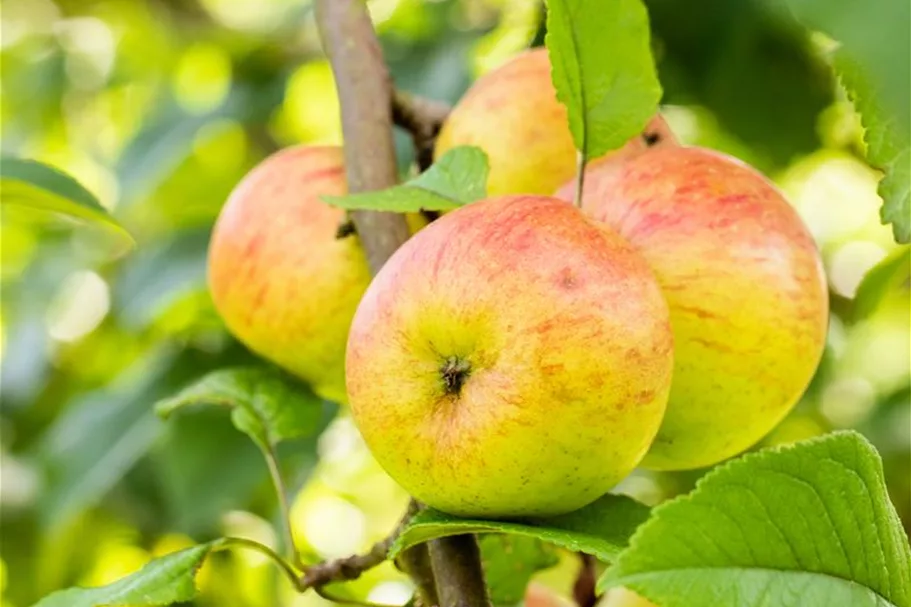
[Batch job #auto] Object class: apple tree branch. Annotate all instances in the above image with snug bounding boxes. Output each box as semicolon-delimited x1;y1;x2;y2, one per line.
312;1;490;605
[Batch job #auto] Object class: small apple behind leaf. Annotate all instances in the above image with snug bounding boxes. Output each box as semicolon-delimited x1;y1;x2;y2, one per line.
345;195;674;518
557;146;828;470
208;146;422;403
435;48;677;197
601;588;658;607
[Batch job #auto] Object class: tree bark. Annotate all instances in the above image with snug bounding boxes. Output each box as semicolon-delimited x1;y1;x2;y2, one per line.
314;0;410;274
429;535;491;607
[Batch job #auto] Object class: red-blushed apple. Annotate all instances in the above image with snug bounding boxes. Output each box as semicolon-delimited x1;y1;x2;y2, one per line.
208;145;422;403
345;195;674;517
435;48;677;196
557;146;828;470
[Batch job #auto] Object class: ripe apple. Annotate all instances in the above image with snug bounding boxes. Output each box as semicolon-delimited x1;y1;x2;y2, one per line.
435;48;677;196
601;588;657;607
557;146;828;470
345;195;674;517
208;145;422;403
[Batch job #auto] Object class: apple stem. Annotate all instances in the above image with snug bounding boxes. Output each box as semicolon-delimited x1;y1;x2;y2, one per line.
574;149;586;208
441;356;472;394
261;443;303;570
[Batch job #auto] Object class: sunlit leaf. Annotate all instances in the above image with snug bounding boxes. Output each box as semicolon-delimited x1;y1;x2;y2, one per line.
0;158;132;241
545;0;661;160
32;543;215;607
390;494;650;564
155;366;324;450
599;431;911;607
322;146;488;212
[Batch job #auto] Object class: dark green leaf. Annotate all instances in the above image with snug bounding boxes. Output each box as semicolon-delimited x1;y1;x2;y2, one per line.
545;0;662;159
32;543;215;607
0;157;132;240
390;494;650;564
853;247;910;321
599;431;911;607
155;366;324;450
322;146;489;212
480;535;560;606
839;58;910;244
153;409;269;535
649;0;834;170
37;351;175;526
772;0;910;242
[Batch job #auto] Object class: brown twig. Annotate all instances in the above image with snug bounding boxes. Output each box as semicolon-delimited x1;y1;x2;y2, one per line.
300;501;417;589
429;534;490;607
396;532;440;607
391;90;451;172
572;553;598;607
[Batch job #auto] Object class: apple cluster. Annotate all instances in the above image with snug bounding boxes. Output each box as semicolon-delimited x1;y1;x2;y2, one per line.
208;49;828;519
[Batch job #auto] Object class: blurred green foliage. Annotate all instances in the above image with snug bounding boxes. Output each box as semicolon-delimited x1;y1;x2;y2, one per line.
1;1;908;606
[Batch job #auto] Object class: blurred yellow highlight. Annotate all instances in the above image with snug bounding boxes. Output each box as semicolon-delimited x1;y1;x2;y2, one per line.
173;43;232;115
273;60;343;145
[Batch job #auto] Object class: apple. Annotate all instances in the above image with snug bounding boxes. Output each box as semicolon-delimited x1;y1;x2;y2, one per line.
557;146;828;470
525;583;571;607
435;48;676;196
345;195;674;517
601;588;657;607
208;145;422;403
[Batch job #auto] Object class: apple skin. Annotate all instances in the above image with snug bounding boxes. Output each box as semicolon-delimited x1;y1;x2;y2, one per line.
601;588;658;607
435;48;676;196
208;145;422;403
345;195;674;518
557;146;828;470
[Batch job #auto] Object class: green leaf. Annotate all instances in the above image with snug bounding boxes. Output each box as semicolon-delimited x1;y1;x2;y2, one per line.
480;535;560;606
545;0;662;160
839;58;910;244
153;408;269;535
322;146;489;212
599;431;911;607
1;157;132;241
852;246;910;321
155;367;324;450
390;494;650;564
773;0;910;242
32;543;215;607
37;350;176;526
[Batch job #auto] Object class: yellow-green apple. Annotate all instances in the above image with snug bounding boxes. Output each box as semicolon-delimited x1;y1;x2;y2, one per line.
345;195;674;517
435;48;677;196
557;146;828;470
601;588;657;607
208;145;421;403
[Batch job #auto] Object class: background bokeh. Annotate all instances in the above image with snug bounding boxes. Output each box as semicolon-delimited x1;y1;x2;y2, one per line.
1;1;908;605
